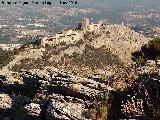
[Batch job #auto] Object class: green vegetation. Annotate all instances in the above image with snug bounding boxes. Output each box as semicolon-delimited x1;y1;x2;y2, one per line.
92;102;109;120
68;45;124;70
106;31;110;36
0;46;28;69
0;50;15;69
75;39;84;47
132;36;160;63
59;41;66;46
21;40;42;49
92;94;111;120
0;40;42;69
84;31;92;39
106;31;110;34
134;56;145;64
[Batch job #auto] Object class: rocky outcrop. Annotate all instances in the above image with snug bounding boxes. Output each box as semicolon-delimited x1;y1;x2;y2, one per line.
22;67;113;99
121;95;145;117
46;94;87;120
0;67;113;119
0;93;12;109
22;67;113;119
25;103;41;116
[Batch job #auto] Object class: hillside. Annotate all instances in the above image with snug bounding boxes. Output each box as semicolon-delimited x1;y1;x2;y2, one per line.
91;25;149;64
0;25;149;79
0;25;156;120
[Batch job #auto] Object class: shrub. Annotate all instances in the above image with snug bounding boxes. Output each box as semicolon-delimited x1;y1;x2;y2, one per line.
59;41;66;46
132;36;160;63
75;39;84;47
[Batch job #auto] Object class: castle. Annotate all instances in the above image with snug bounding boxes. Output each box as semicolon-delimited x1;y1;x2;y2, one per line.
41;18;102;46
81;18;102;33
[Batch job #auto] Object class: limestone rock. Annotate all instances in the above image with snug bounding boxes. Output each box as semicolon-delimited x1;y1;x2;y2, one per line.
0;93;12;109
24;103;41;116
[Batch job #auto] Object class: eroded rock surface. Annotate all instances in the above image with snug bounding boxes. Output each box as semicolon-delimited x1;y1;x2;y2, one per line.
0;67;113;119
0;93;12;109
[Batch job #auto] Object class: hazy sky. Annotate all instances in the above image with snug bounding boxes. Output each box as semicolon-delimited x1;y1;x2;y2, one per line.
78;0;160;10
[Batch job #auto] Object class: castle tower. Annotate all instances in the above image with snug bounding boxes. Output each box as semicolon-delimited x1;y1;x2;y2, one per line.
81;18;89;30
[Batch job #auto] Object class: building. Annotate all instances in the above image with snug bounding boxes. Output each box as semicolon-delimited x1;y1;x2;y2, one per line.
88;23;101;33
41;30;83;47
81;18;102;33
41;18;102;47
81;18;89;30
62;29;73;35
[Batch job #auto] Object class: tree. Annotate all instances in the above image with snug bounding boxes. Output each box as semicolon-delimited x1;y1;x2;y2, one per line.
132;37;160;63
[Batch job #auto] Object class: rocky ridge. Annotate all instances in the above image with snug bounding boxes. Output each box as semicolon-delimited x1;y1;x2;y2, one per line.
0;67;113;119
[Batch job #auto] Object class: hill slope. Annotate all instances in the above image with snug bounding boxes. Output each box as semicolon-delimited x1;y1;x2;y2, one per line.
0;25;158;120
91;25;149;64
